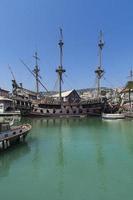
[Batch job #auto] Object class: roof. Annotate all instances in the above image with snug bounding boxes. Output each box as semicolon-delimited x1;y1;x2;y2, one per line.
52;90;75;98
121;81;133;93
0;88;9;93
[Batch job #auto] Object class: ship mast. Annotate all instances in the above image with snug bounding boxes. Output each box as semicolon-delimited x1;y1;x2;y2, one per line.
129;68;133;81
33;51;40;94
128;68;133;110
56;28;66;103
95;31;105;97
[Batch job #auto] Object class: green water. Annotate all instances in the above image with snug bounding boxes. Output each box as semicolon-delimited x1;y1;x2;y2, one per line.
0;117;133;200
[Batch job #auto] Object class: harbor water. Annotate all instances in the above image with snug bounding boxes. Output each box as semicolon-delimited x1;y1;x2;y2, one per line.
0;117;133;200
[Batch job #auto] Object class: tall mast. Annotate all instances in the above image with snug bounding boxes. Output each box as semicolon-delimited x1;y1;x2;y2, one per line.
129;68;133;81
56;28;66;103
128;68;133;110
33;51;40;94
95;31;105;97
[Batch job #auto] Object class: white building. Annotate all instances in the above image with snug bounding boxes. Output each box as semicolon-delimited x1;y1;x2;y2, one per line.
52;89;80;103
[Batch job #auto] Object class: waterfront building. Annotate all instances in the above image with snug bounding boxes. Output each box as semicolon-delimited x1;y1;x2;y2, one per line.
0;88;9;98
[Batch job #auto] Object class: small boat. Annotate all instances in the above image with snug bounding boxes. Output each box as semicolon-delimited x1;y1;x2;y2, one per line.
124;112;133;118
0;122;32;151
102;113;125;120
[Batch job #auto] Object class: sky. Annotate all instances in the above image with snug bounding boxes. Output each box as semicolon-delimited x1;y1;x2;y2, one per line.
0;0;133;92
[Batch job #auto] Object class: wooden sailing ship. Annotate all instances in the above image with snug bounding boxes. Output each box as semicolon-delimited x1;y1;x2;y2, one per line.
12;30;113;117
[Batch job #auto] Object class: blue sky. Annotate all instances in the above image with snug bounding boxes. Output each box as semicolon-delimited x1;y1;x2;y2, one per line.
0;0;133;91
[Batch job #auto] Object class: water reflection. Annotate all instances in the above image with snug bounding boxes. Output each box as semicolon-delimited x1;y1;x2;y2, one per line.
57;120;64;198
102;119;133;155
96;145;106;192
118;119;133;155
1;117;133;199
87;121;107;192
0;142;30;178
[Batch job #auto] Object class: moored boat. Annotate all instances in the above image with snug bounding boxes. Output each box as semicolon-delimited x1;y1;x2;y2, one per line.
102;113;125;120
0;122;32;151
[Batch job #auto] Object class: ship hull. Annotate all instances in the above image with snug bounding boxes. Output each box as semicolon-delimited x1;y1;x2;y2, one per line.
22;101;106;117
0;124;31;151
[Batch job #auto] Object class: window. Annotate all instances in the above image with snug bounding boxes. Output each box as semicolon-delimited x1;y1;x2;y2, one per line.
4;134;8;137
